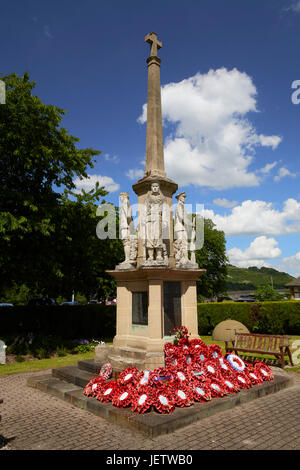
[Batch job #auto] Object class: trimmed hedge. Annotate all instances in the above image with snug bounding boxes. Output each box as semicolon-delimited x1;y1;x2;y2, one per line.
198;301;300;335
0;304;116;340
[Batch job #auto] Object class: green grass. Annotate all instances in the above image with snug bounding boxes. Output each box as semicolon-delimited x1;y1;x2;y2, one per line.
0;351;95;376
1;336;299;376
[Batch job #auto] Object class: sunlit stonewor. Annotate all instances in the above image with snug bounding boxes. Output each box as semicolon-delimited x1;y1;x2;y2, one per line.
96;33;206;374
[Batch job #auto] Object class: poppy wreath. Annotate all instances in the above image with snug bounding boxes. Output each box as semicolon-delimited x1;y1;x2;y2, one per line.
204;360;221;379
136;369;152;388
183;352;195;368
209;377;227;398
164;343;179;357
118;367;139;386
96;381;120;403
190;364;206;382
218;357;234;378
131;386;154;414
177;337;191;355
112;387;134;408
193;346;210;366
208;344;224;361
247;367;264;386
226;354;246;373
170;384;194;408
153;387;176;414
172;368;190;386
165;355;184;371
151;367;174;388
83;376;106;397
190;379;212;402
235;372;252;390
254;362;274;382
99;362;113;380
189;338;207;350
222;376;239;394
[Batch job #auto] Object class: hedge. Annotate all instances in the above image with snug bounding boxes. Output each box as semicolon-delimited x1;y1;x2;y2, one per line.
197;301;300;335
0;304;116;340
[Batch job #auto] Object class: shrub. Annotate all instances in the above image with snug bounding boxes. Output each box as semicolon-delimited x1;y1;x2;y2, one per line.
197;301;300;335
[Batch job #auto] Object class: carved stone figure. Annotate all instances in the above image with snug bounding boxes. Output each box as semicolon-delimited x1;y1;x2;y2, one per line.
174;192;198;268
116;192;137;269
142;182;169;265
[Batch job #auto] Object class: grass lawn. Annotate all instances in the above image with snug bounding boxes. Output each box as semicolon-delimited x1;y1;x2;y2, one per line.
1;336;299;376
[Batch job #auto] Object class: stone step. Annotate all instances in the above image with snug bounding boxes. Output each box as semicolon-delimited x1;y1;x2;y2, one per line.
116;346;147;360
26;368;294;438
52;365;97;388
108;355;145;372
77;359;102;374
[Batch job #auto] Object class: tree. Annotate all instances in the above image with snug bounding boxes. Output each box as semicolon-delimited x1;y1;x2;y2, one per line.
254;284;283;302
195;218;228;300
0;72;120;299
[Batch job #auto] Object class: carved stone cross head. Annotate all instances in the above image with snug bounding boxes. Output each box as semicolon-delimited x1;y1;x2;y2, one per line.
145;32;162;57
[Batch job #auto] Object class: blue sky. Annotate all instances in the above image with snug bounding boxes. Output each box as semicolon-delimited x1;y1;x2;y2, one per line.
1;0;300;276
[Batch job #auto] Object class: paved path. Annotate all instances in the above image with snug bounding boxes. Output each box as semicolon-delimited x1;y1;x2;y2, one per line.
0;369;300;451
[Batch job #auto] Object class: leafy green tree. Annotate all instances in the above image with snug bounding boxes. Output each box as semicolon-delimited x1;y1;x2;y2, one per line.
254;284;284;302
195;218;228;300
0;72;124;301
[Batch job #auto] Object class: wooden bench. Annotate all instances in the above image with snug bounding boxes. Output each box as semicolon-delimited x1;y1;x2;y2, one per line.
225;333;294;369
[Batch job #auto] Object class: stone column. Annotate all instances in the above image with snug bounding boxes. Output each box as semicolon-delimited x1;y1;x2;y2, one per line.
144;33;166;178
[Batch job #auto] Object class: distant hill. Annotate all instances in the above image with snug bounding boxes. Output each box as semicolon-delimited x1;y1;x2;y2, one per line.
226;265;295;291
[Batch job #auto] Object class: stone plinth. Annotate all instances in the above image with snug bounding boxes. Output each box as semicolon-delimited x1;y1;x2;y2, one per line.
103;267;206;372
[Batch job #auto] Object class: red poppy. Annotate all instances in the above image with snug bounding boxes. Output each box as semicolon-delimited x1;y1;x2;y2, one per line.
247;367;264;386
165;355;184;371
204;360;221;379
208;344;224;361
131;386;154;414
83;376;106;397
235;372;252;389
189;364;206;382
96;381;120;403
118;367;139;386
173;368;190;386
153;387;175;414
193;346;210;366
170;384;194;407
136;369;152;388
222;376;239;394
150;367;174;388
190;380;212;402
210;377;227;397
164;343;179;357
254;362;274;381
112;387;134;408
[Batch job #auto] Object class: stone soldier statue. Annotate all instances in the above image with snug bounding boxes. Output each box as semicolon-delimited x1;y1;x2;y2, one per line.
174;192;189;265
143;182;168;264
117;192;137;268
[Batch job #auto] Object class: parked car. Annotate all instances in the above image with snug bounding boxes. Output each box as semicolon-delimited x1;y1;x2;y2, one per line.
105;297;116;306
60;301;81;306
27;297;58;306
0;302;13;307
234;295;255;303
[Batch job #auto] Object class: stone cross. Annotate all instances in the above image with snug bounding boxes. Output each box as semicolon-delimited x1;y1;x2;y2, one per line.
145;32;162;57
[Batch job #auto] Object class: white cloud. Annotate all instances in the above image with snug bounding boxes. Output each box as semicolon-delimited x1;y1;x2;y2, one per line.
213;198;238;209
274;167;297;182
290;1;300;13
44;25;53;38
73;174;120;193
228;236;281;269
104;153;120;164
258;161;278;174
279;252;300;277
200;198;300;236
138;68;282;190
126;168;145;180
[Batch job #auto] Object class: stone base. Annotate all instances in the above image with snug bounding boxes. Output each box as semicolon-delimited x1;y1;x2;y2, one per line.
94;344;164;377
27;364;293;438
